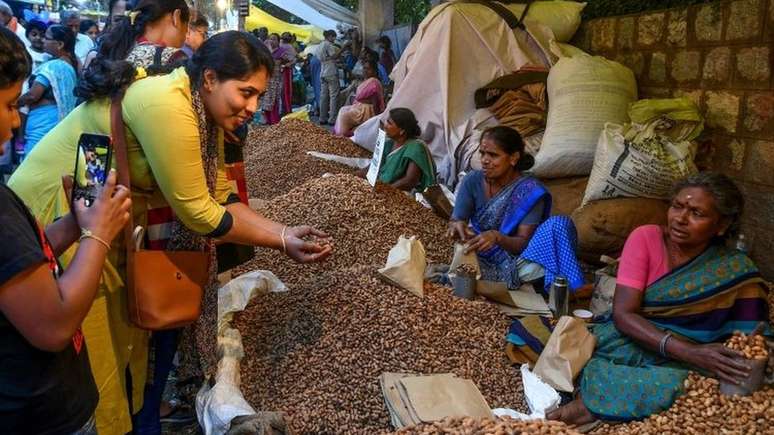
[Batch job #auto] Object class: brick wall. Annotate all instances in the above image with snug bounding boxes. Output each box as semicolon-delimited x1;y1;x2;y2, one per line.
573;0;774;279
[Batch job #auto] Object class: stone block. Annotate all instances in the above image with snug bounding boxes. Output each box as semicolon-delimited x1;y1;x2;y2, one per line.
742;92;774;135
743;140;774;186
666;9;688;47
617;16;636;50
706;135;746;179
702;47;732;87
640;87;672;98
572;22;592;51
614;52;646;80
648;52;668;84
726;0;764;42
591;18;616;52
740;223;774;279
670;50;702;84
673;89;704;110
637;12;666;47
768;0;774;40
705;91;741;133
734;46;771;89
738;182;774;232
692;3;724;44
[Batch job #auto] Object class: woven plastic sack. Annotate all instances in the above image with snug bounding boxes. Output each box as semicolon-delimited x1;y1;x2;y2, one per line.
582;98;702;205
531;43;637;179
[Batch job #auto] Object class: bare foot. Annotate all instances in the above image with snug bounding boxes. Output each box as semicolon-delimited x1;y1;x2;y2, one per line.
546;397;595;426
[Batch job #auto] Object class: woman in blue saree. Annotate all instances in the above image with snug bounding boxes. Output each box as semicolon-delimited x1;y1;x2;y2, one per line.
449;126;583;290
548;173;772;426
18;25;77;158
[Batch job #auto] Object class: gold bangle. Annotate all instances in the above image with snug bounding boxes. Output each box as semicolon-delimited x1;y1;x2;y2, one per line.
281;226;288;254
80;229;111;251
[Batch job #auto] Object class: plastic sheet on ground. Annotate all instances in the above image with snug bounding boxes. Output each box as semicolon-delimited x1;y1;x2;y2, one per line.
306;151;371;169
196;271;288;435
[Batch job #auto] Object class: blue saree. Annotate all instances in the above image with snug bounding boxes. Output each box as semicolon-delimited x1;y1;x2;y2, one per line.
468;175;551;288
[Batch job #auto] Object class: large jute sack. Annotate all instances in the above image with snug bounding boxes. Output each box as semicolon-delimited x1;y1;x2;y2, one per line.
543;177;588;217
572;198;669;256
532;44;637;179
582;98;703;205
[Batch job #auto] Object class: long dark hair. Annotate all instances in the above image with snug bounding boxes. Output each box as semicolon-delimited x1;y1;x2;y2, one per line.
98;0;189;61
77;31;274;101
47;25;78;67
481;126;534;171
0;27;32;88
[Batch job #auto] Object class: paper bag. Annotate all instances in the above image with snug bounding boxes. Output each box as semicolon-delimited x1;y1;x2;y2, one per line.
449;243;481;279
533;316;597;392
378;236;427;297
397;375;493;423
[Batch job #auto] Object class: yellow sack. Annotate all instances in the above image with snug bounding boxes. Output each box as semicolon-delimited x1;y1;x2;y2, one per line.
281;108;310;122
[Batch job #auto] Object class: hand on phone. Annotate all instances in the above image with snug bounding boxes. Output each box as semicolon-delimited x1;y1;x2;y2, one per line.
73;169;132;244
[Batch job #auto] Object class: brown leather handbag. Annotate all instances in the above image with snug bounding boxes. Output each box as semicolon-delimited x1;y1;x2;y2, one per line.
111;97;208;330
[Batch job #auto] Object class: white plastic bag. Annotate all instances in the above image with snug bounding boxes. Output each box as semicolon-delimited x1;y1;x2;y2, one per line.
378;236;427;297
520;364;561;418
532;43;637;178
197;271;288;435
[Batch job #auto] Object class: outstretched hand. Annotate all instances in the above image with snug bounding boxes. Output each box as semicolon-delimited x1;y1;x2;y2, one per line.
284;226;333;263
72;169;132;245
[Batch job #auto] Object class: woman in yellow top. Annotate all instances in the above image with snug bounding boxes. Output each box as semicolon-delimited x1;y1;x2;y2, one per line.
9;31;332;435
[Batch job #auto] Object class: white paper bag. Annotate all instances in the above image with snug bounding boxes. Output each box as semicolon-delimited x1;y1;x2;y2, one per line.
379;236;427;297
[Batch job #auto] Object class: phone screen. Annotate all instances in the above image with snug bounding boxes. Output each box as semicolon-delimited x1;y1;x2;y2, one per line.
73;133;112;207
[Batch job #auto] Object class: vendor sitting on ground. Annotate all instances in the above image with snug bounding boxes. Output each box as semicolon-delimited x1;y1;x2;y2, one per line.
359;108;435;192
548;172;772;426
448;126;581;290
334;59;384;137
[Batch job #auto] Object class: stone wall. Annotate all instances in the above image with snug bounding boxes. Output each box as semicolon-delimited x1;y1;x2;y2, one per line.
573;0;774;278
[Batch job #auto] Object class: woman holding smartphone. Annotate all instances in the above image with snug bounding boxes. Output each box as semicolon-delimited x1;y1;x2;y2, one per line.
0;27;132;434
10;31;332;435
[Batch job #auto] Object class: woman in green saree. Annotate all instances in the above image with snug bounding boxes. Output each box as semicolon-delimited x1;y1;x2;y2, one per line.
360;107;436;192
548;173;771;425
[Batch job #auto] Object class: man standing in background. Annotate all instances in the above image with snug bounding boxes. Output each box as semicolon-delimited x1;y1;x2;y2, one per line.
60;10;94;66
318;29;342;126
0;1;27;47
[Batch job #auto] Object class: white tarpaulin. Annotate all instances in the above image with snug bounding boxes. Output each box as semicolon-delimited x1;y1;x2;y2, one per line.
352;1;586;185
264;0;359;29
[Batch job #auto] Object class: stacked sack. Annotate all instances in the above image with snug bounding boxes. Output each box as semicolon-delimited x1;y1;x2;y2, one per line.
573;97;703;257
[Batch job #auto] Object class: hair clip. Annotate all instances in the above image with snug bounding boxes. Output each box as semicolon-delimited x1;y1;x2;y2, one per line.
134;66;147;81
126;10;140;26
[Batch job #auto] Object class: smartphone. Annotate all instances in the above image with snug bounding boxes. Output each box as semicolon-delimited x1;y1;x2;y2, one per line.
73;133;112;207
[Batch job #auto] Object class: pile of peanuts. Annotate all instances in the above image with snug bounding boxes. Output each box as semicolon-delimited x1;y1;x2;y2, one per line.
234;268;526;434
234;175;454;288
395;417;579;435
244;119;371;200
726;332;769;360
592;373;774;435
455;264;478;276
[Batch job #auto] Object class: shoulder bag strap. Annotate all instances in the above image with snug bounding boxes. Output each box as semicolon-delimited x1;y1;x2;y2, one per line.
110;95;137;263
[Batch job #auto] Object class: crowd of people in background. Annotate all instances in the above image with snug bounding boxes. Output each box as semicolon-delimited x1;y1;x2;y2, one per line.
249;24;397;133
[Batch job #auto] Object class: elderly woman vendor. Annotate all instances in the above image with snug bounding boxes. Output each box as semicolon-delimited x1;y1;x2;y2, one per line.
548;172;772;426
448;126;582;290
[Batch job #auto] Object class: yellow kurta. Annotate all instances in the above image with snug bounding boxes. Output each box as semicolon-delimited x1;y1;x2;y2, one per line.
8;68;233;435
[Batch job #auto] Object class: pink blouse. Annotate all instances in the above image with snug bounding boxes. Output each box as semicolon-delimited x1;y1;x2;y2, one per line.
617;225;671;291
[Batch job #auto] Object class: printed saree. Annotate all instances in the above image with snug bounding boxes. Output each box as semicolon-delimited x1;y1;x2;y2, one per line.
580;245;770;421
470;176;551;289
